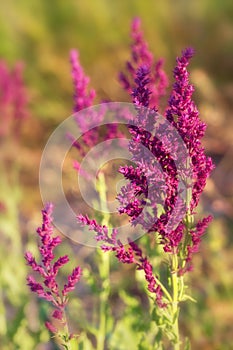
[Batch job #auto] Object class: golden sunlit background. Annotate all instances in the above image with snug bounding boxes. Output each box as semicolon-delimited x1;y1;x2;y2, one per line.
0;1;233;349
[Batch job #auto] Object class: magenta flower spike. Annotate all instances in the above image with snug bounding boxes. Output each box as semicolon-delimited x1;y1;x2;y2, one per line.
166;48;214;211
77;213;167;306
119;17;168;110
70;49;96;113
25;204;82;342
165;48;214;271
69;49;126;176
0;60;28;139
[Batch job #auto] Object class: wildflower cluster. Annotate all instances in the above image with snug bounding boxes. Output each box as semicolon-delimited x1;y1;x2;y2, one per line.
25;203;81;343
77;19;214;309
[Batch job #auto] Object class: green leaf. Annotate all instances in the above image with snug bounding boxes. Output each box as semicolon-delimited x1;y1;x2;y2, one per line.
181;294;197;303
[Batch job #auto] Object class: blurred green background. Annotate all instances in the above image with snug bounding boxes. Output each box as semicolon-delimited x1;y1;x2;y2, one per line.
0;0;233;349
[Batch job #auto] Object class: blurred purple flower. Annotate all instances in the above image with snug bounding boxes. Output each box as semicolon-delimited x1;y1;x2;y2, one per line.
119;17;168;110
69;50;127;178
70;49;96;113
0;61;28;139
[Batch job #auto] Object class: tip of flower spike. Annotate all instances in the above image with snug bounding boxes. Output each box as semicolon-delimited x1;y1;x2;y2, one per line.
24;251;35;266
44;202;54;214
70;48;79;61
182;47;195;59
62;266;82;297
132;17;141;31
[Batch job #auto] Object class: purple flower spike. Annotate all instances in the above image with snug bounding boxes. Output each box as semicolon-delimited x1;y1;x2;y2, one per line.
129;241;166;307
62;266;82;296
69;50;126;173
77;210;167;305
70;49;96;112
25;204;82;334
77;214;118;245
119;18;168;110
0;60;29;139
174;48;214;211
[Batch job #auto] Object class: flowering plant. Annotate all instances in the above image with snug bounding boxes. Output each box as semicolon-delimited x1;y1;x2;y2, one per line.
27;17;214;350
77;18;214;349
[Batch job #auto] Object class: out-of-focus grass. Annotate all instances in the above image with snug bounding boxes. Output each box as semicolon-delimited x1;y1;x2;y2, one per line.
0;1;232;349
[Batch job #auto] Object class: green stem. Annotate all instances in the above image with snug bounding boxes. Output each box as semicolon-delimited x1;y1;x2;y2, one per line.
60;309;73;350
96;251;110;350
171;253;180;350
95;172;111;350
0;287;7;336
